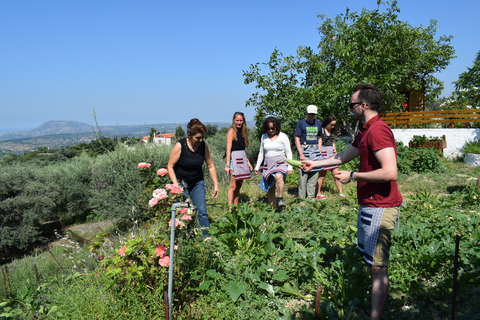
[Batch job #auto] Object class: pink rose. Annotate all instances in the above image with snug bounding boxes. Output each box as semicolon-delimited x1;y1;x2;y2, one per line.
138;162;151;169
174;245;178;250
155;245;166;257
159;256;170;267
153;189;168;201
178;208;188;214
169;218;180;228
157;168;168;176
180;214;192;221
170;186;184;194
149;197;159;207
119;245;127;257
165;184;176;190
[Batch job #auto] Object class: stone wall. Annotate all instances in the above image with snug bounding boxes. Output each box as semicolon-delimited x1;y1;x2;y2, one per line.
391;128;480;159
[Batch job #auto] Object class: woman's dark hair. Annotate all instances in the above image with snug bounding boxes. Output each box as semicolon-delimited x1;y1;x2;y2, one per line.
322;115;337;129
262;116;281;134
187;118;207;137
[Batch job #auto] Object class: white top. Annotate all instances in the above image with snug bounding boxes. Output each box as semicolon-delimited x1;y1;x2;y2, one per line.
255;132;293;171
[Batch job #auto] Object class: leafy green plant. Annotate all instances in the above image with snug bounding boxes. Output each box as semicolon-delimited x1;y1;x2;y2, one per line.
409;134;430;147
461;138;480;154
409;147;445;173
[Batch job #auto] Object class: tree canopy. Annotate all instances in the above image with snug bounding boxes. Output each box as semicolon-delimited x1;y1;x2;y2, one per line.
454;51;480;107
243;0;455;138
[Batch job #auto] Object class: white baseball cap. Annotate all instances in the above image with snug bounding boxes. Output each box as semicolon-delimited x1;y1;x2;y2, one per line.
306;105;317;114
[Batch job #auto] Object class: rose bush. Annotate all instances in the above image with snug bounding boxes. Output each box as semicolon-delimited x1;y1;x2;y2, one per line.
96;162;196;292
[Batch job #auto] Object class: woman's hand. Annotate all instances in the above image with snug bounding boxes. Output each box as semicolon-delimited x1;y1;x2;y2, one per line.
213;186;219;199
225;166;230;175
255;170;261;175
287;170;293;176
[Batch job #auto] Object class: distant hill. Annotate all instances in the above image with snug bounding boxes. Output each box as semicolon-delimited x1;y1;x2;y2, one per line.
0;120;232;153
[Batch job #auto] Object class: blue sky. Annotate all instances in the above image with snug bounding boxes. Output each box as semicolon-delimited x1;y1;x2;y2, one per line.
1;0;479;132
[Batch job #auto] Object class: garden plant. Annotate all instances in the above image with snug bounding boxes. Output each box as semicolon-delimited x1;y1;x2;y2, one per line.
0;131;479;319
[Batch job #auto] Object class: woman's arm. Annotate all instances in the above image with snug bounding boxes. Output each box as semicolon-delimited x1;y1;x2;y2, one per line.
225;128;235;174
204;142;219;199
281;132;293;172
254;135;265;173
167;142;182;186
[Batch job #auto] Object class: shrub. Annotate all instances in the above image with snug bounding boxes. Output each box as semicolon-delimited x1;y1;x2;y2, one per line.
461;138;480;154
409;147;445;173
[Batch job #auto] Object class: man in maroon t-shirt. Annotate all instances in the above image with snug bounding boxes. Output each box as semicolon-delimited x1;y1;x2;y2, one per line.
303;84;402;320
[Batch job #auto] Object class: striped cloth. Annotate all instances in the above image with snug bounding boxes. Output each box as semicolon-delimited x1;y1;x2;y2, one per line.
320;146;339;171
231;150;251;181
301;144;323;172
259;154;288;191
357;206;385;268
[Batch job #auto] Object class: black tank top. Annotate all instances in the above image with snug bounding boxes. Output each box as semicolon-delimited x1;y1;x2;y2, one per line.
322;129;335;147
231;129;246;151
174;138;206;184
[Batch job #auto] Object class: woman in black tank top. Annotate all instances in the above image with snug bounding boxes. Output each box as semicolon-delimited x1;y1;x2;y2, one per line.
316;115;346;199
167;119;219;237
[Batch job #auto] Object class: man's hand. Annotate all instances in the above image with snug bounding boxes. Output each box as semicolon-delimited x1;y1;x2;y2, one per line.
301;160;315;171
334;170;352;184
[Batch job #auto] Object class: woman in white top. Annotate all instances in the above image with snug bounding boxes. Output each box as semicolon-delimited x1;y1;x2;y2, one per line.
254;116;293;208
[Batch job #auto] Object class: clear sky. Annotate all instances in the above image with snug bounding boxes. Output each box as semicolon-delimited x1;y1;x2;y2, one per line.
1;0;479;132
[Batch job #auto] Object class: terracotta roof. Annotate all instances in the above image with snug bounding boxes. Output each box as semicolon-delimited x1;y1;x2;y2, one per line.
161;133;175;138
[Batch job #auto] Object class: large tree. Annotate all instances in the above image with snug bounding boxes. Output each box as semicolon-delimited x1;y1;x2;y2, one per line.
454;51;480;107
243;0;455;139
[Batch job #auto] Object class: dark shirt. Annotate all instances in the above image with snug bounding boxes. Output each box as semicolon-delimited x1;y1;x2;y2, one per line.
174;138;205;185
321;128;335;147
295;118;322;145
231;129;246;151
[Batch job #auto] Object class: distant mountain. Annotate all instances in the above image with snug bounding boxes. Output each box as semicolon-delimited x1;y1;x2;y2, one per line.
0;120;93;141
0;120;232;153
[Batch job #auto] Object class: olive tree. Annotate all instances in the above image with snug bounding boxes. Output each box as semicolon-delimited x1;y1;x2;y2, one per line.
243;0;455;138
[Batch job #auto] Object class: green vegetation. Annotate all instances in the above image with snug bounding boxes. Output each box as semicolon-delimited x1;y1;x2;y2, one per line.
462;138;480;154
243;0;455;138
454;50;480;108
0;131;479;319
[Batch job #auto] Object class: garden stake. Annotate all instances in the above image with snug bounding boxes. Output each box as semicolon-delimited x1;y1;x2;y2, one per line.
45;247;64;271
168;202;189;320
451;234;460;320
164;291;169;320
315;283;322;320
33;263;40;287
1;266;12;298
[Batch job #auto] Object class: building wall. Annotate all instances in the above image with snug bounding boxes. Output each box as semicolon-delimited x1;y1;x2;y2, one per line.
391;128;480;158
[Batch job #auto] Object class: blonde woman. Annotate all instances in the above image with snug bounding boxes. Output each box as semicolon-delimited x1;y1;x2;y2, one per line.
225;112;253;209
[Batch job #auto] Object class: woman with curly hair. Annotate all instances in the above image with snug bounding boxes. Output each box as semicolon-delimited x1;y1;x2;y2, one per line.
254;116;293;208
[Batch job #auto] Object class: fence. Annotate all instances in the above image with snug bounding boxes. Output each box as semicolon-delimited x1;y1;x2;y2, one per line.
381;109;480;126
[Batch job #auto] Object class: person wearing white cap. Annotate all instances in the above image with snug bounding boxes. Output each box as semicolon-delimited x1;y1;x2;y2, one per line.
294;105;323;200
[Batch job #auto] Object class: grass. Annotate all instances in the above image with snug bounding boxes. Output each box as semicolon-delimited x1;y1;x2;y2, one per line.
1;156;480;319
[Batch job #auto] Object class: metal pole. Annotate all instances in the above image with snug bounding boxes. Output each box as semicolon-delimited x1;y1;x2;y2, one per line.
168;202;188;320
451;234;460;320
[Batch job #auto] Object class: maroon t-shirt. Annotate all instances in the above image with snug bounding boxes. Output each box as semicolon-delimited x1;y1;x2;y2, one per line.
352;115;403;207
